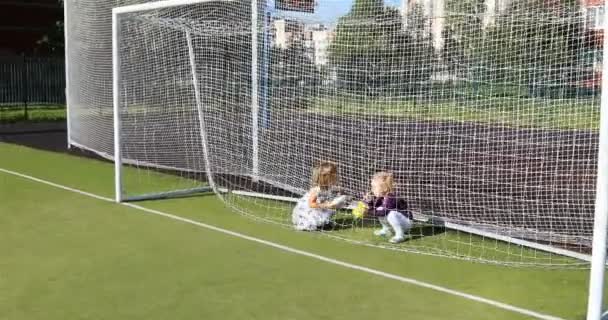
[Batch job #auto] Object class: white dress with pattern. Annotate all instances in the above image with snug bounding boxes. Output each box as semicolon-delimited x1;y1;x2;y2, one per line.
292;186;338;231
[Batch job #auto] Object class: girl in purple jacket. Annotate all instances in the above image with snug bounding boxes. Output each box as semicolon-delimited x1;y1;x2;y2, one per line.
364;172;413;243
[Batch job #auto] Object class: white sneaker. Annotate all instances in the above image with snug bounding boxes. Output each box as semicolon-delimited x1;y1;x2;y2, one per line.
389;236;405;243
374;229;390;236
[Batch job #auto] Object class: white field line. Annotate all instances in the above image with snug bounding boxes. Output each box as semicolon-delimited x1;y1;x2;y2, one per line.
0;167;567;320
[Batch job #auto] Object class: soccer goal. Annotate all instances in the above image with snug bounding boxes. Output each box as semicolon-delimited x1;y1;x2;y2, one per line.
109;0;608;314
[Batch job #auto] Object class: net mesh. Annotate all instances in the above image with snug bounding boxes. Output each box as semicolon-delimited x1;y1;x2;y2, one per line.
66;0;160;156
72;0;602;267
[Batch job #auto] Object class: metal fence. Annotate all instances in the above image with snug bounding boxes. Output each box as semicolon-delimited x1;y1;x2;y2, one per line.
0;55;65;119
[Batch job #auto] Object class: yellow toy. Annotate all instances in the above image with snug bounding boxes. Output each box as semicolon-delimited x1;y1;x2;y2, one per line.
352;201;367;219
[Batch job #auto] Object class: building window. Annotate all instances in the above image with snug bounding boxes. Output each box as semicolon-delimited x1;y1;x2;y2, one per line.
587;5;605;30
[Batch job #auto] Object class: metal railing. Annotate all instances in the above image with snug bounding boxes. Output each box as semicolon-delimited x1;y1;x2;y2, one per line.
0;54;65;120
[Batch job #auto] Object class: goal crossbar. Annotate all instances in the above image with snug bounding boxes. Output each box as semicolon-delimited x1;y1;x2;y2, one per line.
112;0;234;15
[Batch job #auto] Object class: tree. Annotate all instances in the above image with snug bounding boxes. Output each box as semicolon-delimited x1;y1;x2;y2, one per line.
329;0;433;96
35;21;64;55
442;0;486;75
481;0;586;92
35;0;64;55
351;0;384;17
269;35;319;109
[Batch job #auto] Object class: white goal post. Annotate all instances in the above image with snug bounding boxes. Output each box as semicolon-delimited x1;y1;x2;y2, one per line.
112;0;238;203
112;0;279;203
586;4;608;318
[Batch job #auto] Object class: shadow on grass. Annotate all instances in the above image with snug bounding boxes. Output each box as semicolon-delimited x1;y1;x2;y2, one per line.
330;213;447;242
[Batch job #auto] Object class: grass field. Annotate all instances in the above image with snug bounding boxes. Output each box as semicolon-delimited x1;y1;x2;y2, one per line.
0;141;606;320
228;196;585;267
309;95;600;131
15;92;597;131
0;105;65;123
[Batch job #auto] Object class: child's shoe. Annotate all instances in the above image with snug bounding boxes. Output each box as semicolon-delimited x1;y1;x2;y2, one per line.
374;228;390;237
389;235;405;243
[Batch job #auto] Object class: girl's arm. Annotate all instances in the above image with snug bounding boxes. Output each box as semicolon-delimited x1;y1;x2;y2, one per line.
308;189;333;209
308;189;320;208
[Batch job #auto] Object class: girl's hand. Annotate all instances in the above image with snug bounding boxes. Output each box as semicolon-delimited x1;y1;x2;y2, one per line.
320;202;335;209
363;192;374;202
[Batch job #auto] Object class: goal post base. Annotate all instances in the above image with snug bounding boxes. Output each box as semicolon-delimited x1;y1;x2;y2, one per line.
123;186;213;202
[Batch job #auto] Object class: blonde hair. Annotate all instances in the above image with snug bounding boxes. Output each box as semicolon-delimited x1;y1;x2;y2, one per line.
312;161;338;188
372;171;395;194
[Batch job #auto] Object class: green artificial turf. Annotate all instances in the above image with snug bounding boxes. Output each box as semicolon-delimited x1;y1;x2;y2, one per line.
0;142;604;319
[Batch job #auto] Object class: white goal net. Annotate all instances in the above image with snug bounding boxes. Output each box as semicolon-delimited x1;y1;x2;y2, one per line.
72;0;603;267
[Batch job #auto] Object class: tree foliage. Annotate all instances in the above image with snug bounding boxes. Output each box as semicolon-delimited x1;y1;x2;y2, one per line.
269;38;319;109
35;0;65;55
329;0;433;96
442;0;486;75
482;0;587;85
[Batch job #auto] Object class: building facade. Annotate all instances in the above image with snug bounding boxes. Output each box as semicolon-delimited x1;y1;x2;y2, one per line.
274;19;333;66
580;0;605;91
273;19;304;49
311;29;332;65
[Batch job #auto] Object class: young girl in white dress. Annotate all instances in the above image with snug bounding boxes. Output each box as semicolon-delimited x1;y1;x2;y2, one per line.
292;161;347;231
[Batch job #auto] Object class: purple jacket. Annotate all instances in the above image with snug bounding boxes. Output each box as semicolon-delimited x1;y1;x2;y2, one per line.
364;193;412;218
